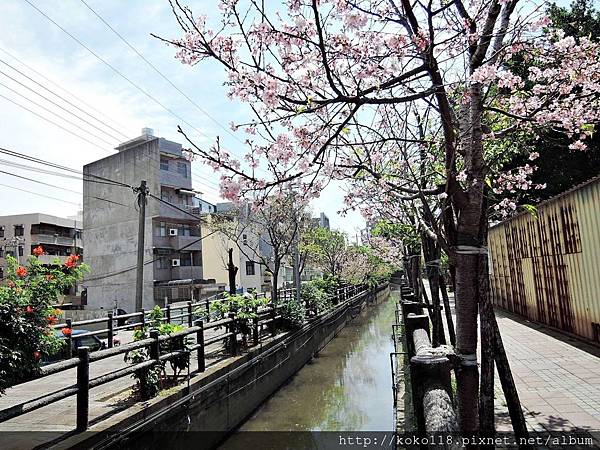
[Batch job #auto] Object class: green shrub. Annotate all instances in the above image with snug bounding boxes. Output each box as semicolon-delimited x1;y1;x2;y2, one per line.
301;281;330;314
279;296;306;330
0;252;88;394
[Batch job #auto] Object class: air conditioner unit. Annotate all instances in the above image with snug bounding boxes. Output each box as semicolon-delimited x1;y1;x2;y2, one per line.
171;259;180;267
169;228;178;236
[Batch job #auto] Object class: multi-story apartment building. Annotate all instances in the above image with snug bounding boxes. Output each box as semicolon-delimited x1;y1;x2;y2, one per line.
0;213;82;280
312;212;330;231
83;128;219;312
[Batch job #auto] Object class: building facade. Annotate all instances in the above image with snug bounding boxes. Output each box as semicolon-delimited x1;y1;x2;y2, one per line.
201;202;287;293
83;128;217;312
0;213;82;280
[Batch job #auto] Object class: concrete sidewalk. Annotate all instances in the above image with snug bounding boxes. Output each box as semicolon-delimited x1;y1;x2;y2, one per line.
422;281;600;436
494;309;600;434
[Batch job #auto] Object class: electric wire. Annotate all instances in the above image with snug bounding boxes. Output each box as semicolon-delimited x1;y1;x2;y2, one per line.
0;93;112;153
22;0;213;146
78;0;249;148
0;169;82;194
0;181;80;206
0;78;118;147
84;229;218;282
0;45;129;138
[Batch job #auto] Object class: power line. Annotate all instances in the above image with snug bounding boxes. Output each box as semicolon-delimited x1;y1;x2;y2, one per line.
78;0;249;148
0;181;80;206
0;78;118;147
0;93;112;154
0;146;133;188
0;45;129;138
148;192;202;221
0;169;82;194
84;229;218;282
0;55;127;140
22;0;213;146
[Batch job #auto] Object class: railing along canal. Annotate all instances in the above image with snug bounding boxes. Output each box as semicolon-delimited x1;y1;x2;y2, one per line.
0;283;386;431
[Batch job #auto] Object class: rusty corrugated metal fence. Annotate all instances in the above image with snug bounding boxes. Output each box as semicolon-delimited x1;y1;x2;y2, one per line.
489;176;600;342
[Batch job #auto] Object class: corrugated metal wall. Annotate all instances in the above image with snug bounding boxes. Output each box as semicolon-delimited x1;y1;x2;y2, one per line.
489;176;600;342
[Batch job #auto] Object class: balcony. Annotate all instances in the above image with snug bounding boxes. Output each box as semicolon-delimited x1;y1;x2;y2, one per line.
154;265;203;282
153;234;202;251
31;234;79;247
159;202;201;221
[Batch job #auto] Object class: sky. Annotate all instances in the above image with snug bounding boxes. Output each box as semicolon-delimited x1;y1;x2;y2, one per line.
0;0;365;238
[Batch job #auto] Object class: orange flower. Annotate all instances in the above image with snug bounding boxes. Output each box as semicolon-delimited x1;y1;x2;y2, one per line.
61;327;72;337
47;315;57;325
64;254;80;268
45;274;54;281
32;246;44;256
15;266;27;278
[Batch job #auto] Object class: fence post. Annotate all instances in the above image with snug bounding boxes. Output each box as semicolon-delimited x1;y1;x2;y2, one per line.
140;308;146;329
76;346;90;431
252;306;259;346
205;297;210;322
149;329;160;361
269;306;276;337
107;312;114;348
187;301;193;327
410;354;455;435
166;304;171;324
228;312;237;355
195;319;205;372
65;318;73;359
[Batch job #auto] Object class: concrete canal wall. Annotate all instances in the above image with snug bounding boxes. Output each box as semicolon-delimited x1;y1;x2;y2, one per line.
55;285;390;450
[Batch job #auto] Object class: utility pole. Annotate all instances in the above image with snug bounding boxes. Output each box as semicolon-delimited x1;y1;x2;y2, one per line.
135;180;148;312
227;248;238;295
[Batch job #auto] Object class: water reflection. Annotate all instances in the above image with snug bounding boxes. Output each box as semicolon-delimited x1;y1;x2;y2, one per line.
220;294;397;448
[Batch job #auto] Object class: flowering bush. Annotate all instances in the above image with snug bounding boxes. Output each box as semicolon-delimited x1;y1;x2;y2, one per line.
0;250;88;394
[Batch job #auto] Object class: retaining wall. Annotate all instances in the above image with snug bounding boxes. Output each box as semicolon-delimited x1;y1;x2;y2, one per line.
54;285;389;450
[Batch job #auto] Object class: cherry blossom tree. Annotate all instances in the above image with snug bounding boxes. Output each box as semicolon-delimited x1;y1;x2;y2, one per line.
160;0;600;434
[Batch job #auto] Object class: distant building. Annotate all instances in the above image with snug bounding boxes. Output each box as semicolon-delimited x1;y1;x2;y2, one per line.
83;128;222;312
202;202;287;293
0;213;82;280
312;212;330;230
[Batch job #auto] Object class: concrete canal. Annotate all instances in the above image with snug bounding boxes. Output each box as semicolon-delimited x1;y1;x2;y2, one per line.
219;292;397;449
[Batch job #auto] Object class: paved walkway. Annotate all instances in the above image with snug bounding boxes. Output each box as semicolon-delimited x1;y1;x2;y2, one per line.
426;281;600;439
494;309;600;435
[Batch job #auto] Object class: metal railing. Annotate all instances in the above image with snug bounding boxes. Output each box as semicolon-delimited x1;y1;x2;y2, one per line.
1;283;386;432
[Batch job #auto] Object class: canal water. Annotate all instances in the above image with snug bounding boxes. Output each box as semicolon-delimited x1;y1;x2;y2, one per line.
220;293;397;449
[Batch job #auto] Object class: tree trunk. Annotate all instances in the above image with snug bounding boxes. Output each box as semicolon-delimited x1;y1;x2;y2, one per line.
478;253;495;438
454;250;481;434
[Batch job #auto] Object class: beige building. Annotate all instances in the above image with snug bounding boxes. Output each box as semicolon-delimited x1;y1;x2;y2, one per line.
201;203;288;294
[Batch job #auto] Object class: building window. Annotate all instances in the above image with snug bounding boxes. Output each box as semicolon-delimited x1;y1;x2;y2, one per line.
14;225;24;237
0;248;3;258
245;260;255;276
160;157;169;171
0;267;3;279
0;226;4;238
177;162;187;178
242;234;248;245
75;230;82;239
161;189;171;203
157;257;169;269
180;252;192;266
18;246;23;257
155;221;167;237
